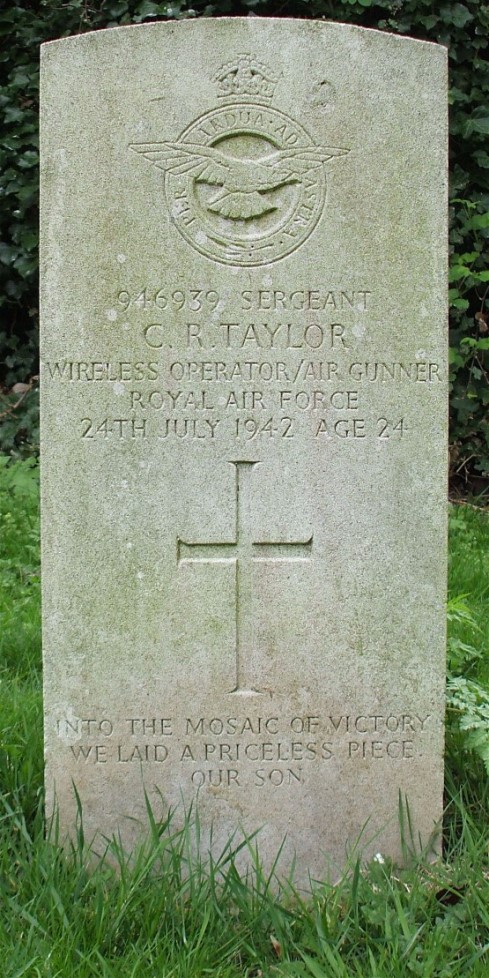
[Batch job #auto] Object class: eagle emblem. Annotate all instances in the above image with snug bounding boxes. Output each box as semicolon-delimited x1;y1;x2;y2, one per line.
130;140;348;222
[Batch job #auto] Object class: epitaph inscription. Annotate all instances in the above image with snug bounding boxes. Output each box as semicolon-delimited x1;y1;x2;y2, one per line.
41;20;447;884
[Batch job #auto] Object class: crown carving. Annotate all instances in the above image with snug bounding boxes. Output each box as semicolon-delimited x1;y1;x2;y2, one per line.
214;54;278;102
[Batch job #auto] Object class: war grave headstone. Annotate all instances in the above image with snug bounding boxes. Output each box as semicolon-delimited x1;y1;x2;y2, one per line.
40;18;448;884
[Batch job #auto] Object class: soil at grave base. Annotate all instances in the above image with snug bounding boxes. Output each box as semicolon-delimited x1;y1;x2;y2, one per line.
449;472;489;508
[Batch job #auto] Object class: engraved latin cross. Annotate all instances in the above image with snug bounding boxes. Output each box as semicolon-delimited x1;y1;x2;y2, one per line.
177;460;312;694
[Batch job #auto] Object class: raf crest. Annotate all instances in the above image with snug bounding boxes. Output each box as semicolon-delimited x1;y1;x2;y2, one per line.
130;56;349;266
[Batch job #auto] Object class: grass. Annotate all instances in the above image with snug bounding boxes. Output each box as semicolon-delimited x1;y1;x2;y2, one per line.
448;504;489;685
0;456;488;977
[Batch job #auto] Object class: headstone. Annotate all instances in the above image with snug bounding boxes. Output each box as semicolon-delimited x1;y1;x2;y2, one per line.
41;19;447;884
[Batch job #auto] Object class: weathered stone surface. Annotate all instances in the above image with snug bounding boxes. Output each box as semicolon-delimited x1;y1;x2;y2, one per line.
41;19;448;884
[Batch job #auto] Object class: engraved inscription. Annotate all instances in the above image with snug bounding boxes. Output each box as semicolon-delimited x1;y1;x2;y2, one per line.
117;289;220;312
56;711;432;786
42;279;444;448
115;287;372;313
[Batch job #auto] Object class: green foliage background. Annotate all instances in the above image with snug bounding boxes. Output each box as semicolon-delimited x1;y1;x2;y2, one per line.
1;0;488;483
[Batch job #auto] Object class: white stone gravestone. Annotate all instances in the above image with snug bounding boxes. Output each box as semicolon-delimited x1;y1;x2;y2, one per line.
41;18;447;884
